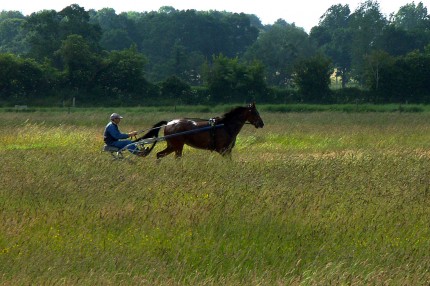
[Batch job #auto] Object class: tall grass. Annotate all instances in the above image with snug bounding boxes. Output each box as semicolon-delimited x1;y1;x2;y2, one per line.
1;110;430;285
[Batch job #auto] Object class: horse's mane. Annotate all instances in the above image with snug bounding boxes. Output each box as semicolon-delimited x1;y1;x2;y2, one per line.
219;106;247;122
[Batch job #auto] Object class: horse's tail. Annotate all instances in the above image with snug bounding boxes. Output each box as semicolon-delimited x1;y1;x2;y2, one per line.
134;120;168;156
139;120;167;140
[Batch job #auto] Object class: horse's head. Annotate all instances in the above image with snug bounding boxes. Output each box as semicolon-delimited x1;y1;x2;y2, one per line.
246;102;264;128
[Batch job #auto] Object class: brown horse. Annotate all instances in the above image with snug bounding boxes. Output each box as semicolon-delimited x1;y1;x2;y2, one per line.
156;102;264;159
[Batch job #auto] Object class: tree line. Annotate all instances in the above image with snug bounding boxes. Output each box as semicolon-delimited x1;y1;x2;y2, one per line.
0;0;429;106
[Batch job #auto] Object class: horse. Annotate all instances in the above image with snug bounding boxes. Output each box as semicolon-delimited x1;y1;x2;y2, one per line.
155;102;264;159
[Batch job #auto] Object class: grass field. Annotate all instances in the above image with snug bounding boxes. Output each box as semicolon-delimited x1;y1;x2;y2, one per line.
1;108;430;285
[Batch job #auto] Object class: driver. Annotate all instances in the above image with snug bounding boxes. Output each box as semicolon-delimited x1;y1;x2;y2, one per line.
103;113;148;156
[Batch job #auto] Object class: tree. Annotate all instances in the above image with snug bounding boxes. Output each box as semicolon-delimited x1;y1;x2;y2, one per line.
392;2;429;31
363;50;394;91
135;8;260;82
96;45;147;101
56;34;98;91
243;60;268;103
23;10;61;61
362;47;430;103
349;0;387;83
23;5;101;64
402;48;430;102
0;17;27;54
310;4;352;88
376;25;422;56
222;12;259;57
90;8;118;30
293;55;332;103
0;53;53;102
90;8;136;51
245;20;315;86
204;54;267;103
58;4;101;49
0;11;27;54
100;29;134;51
159;75;193;104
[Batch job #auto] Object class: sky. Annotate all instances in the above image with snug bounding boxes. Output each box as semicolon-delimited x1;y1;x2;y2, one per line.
1;0;426;32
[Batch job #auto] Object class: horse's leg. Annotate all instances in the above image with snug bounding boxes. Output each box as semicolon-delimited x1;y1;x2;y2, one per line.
156;149;170;159
219;148;233;159
218;139;235;159
174;145;184;159
156;143;175;159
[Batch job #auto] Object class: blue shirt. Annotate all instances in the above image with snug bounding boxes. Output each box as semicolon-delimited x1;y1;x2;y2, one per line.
103;121;129;145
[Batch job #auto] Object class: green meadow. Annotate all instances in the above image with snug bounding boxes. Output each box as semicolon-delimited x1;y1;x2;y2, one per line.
1;108;430;285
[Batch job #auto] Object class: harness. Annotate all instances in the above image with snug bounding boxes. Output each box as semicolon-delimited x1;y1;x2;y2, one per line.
208;117;219;150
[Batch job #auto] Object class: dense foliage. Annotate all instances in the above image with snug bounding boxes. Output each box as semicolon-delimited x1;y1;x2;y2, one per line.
0;1;429;106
